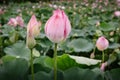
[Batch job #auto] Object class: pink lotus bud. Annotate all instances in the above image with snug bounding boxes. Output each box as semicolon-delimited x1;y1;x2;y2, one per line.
114;11;120;17
0;9;4;15
8;18;17;27
16;16;24;27
100;62;108;71
96;36;109;51
26;15;41;49
45;9;71;43
27;15;41;37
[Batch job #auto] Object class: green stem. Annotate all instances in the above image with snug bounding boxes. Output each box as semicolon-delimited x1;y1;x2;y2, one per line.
30;49;34;80
54;43;57;80
93;47;96;53
102;51;105;63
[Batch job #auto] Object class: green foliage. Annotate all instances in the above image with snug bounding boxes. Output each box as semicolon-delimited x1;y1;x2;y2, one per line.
68;38;94;52
105;68;120;80
34;54;101;71
0;58;29;80
4;41;30;60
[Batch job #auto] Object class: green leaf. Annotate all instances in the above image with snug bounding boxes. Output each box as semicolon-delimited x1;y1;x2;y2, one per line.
29;70;64;80
108;43;120;49
73;14;80;27
68;38;94;52
9;31;19;43
1;25;15;37
69;55;101;66
107;53;117;65
18;28;27;38
56;54;78;70
70;29;85;37
38;38;53;48
32;48;40;57
0;58;29;80
1;55;16;63
33;71;52;80
34;54;100;71
34;54;78;71
118;62;120;65
88;19;98;25
105;68;120;80
4;41;31;60
33;56;52;73
92;68;104;78
64;67;104;80
100;22;116;31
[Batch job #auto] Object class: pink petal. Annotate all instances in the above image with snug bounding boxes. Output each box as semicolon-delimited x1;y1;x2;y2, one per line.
16;16;24;27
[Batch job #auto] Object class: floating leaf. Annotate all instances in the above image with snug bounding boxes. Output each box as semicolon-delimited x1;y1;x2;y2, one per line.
68;38;94;52
1;55;16;63
64;67;104;80
0;58;29;80
108;43;120;49
29;70;63;80
34;54;101;71
100;22;116;31
69;55;101;66
105;68;120;80
4;41;30;60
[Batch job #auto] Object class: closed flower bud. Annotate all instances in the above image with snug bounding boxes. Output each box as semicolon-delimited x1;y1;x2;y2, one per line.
45;9;71;43
8;18;18;27
114;11;120;17
96;36;109;51
26;15;41;49
16;16;24;27
100;62;108;71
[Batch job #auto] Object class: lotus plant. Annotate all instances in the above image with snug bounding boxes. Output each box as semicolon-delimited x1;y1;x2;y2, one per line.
45;9;71;80
26;15;41;80
8;16;24;27
96;36;109;62
8;18;18;27
16;16;24;27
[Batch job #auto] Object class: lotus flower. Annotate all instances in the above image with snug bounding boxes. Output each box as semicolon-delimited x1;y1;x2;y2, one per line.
7;18;18;27
16;16;24;27
45;9;71;43
114;11;120;17
8;16;24;27
96;36;109;51
26;15;41;48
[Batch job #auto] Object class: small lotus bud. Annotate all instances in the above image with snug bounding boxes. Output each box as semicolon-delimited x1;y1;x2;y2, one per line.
96;36;109;51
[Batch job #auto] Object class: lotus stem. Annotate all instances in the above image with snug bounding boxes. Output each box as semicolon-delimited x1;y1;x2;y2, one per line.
30;49;34;80
102;51;105;63
54;43;58;80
